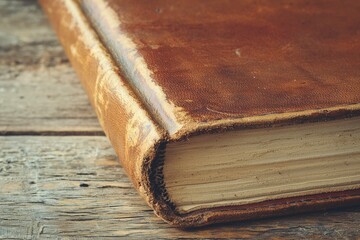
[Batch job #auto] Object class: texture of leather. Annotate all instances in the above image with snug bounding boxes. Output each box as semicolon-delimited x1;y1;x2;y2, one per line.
81;0;360;139
40;0;360;227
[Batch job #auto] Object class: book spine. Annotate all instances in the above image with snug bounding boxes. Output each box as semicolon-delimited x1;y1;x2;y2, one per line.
39;0;166;210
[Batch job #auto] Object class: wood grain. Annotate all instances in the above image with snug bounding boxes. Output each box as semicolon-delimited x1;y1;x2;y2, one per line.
0;0;359;239
1;136;360;239
0;0;101;134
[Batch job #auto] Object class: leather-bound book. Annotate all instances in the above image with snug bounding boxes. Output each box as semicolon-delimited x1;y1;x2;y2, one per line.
39;0;360;227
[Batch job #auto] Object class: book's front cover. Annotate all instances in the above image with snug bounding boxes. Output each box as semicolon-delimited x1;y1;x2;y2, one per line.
82;0;360;137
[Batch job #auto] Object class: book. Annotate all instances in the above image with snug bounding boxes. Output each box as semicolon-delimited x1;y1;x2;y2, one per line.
40;0;360;227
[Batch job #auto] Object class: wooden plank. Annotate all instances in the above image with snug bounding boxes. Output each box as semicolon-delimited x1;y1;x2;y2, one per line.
0;0;101;133
0;136;359;239
1;1;359;238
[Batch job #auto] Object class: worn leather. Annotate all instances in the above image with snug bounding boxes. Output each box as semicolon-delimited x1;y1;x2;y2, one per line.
40;0;360;227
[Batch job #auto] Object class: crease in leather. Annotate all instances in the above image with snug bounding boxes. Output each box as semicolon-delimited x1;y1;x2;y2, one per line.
80;0;187;136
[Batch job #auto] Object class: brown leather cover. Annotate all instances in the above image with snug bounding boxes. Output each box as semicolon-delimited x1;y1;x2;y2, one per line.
40;0;360;227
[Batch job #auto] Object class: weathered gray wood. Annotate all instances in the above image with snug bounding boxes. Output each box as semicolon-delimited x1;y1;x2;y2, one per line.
1;136;360;239
0;0;101;133
1;0;360;239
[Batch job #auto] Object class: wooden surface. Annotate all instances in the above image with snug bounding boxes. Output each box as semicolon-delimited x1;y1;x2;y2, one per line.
0;0;359;239
0;0;101;134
